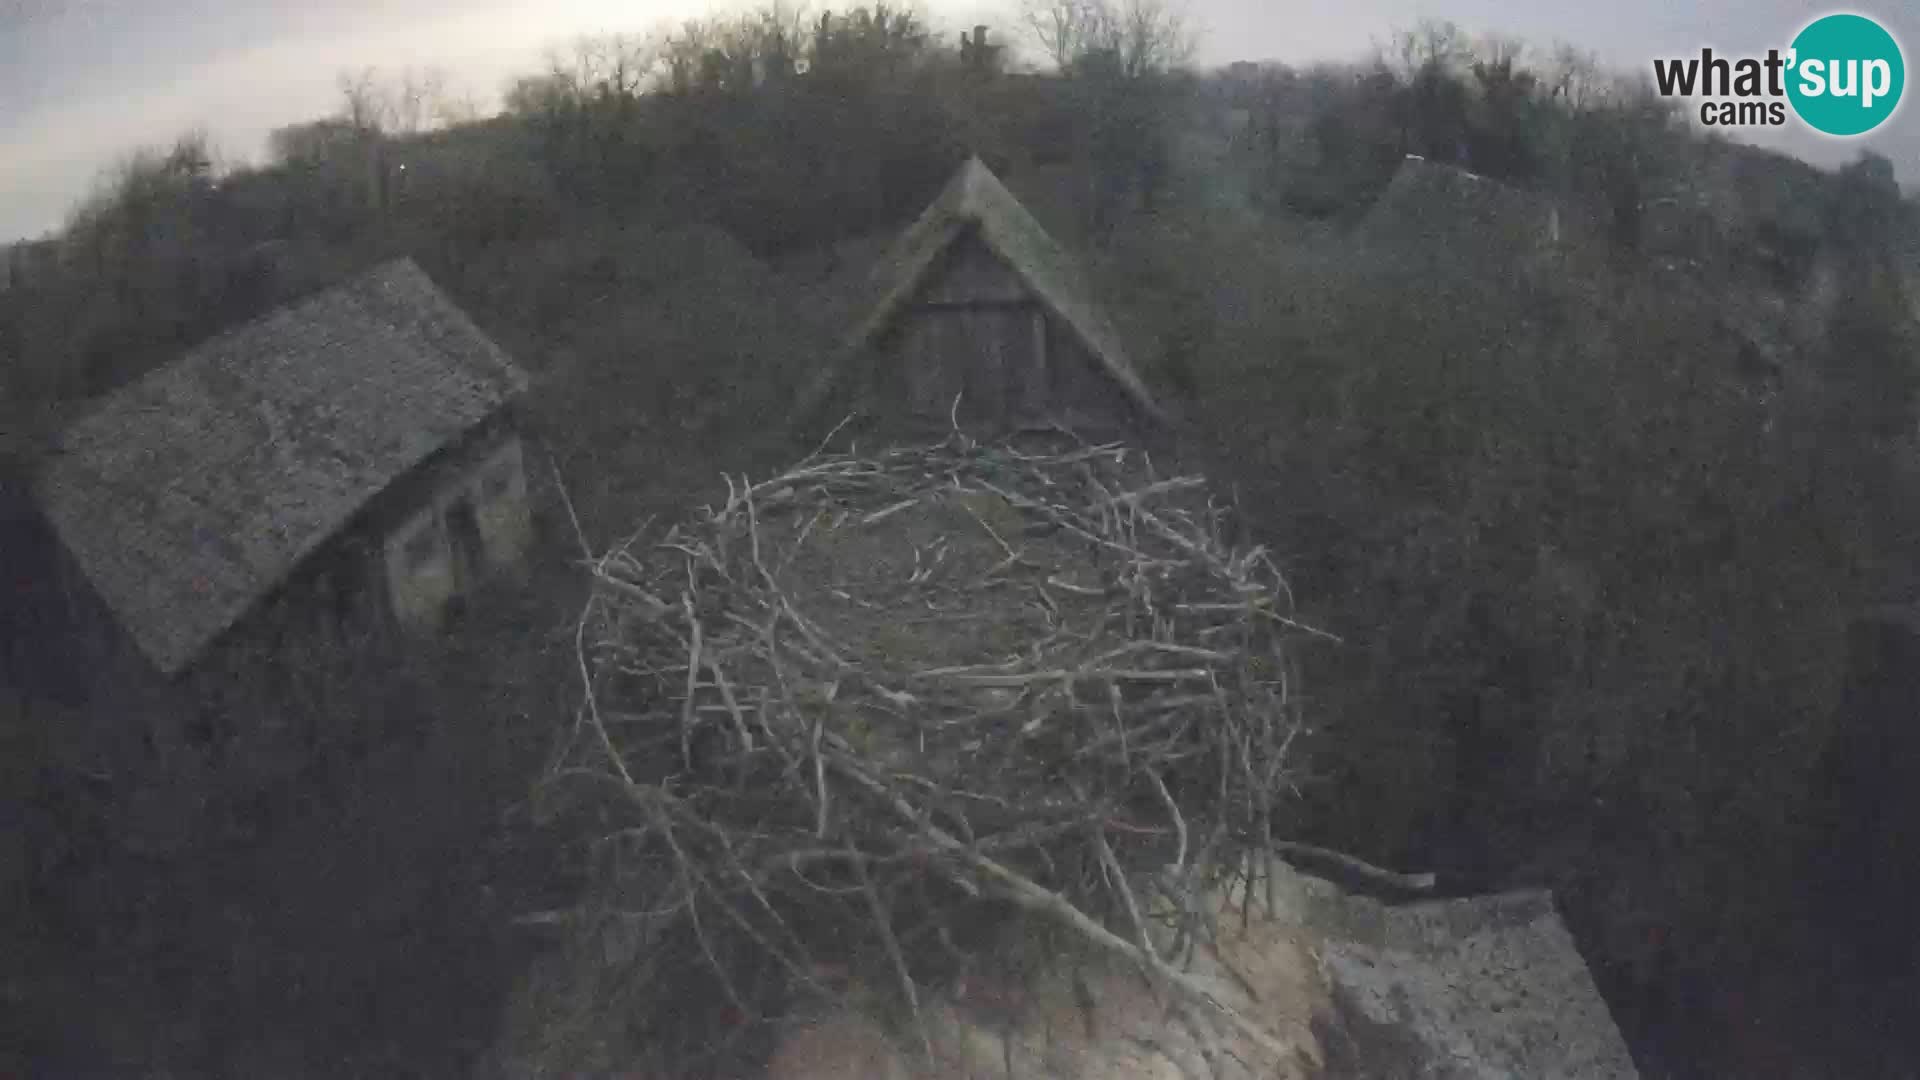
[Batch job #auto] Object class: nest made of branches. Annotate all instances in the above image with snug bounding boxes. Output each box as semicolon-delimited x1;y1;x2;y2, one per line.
538;430;1337;1076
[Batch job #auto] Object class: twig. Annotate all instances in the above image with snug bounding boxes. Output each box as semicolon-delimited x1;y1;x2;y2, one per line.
1273;840;1437;895
1148;770;1188;872
679;593;705;772
546;444;595;562
803;413;860;465
830;752;1294;1062
855;854;932;1065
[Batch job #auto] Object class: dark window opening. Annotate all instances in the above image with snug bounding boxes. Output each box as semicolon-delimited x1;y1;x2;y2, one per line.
328;565;358;633
482;457;516;501
187;708;221;751
403;521;440;571
446;498;486;593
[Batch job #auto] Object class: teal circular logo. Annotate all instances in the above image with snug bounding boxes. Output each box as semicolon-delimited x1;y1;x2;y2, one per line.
1787;13;1905;136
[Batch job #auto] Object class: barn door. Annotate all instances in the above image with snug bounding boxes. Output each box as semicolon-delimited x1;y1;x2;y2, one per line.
903;317;967;421
1008;307;1049;424
959;309;1013;424
902;306;1044;428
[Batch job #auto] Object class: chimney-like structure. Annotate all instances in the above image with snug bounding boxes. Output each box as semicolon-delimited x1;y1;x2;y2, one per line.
962;24;998;73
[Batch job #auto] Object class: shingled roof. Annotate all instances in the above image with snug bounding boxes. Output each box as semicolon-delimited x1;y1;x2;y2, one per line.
37;259;527;676
828;157;1163;424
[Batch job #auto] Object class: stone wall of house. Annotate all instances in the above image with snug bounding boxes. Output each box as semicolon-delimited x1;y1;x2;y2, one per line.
386;505;463;630
470;437;535;570
384;432;533;632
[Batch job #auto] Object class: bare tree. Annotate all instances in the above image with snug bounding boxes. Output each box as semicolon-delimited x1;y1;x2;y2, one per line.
269;118;362;166
1541;43;1603;113
1022;0;1100;71
387;67;449;134
1022;0;1196;77
1110;0;1196;78
1384;18;1467;80
749;3;809;84
162;129;217;181
98;131;218;213
337;67;387;136
503;73;558;116
657;18;714;93
521;31;664;107
575;32;656;99
805;5;930;86
335;66;466;136
1475;34;1526;73
431;87;483;128
654;13;767;94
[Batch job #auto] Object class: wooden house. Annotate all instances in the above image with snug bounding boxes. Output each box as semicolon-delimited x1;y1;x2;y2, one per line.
1360;155;1595;260
802;157;1163;436
13;259;532;806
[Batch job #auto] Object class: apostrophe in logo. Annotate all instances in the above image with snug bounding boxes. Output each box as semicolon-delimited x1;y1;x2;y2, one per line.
1786;13;1904;136
1650;12;1905;137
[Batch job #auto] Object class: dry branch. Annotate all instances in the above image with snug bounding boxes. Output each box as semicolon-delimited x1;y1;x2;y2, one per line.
541;430;1332;1074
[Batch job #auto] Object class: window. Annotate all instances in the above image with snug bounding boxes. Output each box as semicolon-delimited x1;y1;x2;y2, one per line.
402;520;441;571
325;566;360;635
481;458;516;501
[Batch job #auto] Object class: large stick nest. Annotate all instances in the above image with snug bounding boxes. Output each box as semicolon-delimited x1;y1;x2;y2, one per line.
541;432;1334;1075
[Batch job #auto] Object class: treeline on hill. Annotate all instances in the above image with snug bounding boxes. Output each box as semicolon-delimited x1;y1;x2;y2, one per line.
1218;20;1687;250
0;0;1196;477
1142;31;1920;1068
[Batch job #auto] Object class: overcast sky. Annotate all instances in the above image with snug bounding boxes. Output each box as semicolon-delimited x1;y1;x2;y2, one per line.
2;0;1916;242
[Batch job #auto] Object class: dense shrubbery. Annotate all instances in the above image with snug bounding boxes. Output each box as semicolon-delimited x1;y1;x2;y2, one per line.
1221;22;1690;248
1087;153;1919;1065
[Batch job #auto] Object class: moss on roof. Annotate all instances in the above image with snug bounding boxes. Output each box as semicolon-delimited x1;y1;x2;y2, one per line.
37;259;526;675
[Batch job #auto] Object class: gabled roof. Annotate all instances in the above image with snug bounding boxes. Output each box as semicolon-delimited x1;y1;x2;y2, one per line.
1361;154;1562;249
1279;863;1638;1076
37;259;526;676
837;157;1163;424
